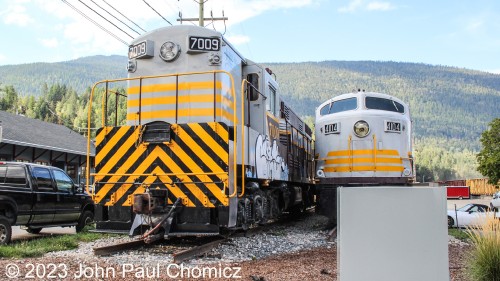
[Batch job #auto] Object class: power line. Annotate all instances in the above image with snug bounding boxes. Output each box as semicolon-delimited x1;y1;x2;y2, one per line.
102;0;147;33
89;0;141;36
76;0;135;39
142;0;172;25
61;0;129;46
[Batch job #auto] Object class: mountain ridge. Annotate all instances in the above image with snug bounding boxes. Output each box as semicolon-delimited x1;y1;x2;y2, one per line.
1;55;499;152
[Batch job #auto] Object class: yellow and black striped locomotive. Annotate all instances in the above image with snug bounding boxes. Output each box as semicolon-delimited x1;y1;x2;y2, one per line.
86;25;314;237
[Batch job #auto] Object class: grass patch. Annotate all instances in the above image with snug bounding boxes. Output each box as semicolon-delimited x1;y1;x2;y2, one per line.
466;214;500;281
0;229;122;258
449;228;470;241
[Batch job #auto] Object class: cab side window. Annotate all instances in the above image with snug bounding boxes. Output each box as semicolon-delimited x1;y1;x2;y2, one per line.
53;170;74;192
32;167;53;191
266;85;277;116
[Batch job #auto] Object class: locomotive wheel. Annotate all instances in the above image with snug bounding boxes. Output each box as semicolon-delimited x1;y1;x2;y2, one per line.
252;191;266;224
237;198;251;230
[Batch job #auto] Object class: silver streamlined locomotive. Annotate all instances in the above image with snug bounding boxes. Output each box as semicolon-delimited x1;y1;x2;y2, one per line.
87;25;315;238
314;91;414;220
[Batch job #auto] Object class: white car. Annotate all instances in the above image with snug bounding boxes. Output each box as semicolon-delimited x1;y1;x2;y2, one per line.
491;191;500;210
447;204;492;228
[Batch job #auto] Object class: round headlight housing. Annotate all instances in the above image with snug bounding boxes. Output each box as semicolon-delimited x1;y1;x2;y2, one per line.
353;120;370;138
159;41;181;62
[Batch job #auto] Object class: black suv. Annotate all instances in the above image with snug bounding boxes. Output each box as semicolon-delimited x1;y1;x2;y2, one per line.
0;162;94;244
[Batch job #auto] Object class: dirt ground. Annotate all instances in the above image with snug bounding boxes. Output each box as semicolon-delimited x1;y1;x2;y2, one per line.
0;243;471;280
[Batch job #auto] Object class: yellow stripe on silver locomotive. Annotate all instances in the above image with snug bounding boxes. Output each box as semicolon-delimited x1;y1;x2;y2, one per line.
315;91;414;185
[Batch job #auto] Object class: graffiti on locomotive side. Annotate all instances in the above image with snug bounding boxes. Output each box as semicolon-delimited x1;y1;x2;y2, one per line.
255;134;289;180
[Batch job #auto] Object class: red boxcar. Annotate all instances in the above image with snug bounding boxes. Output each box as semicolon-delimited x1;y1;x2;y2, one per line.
446;186;470;199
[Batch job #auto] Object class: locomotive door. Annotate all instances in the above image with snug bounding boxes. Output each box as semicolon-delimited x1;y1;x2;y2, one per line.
351;139;375;177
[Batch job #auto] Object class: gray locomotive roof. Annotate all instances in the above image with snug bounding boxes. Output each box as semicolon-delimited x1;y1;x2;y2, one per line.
0;110;94;156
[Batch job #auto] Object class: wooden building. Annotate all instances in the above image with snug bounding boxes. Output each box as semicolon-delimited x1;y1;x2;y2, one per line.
0;110;94;183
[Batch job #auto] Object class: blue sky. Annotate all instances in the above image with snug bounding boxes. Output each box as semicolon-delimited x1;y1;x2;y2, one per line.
0;0;499;73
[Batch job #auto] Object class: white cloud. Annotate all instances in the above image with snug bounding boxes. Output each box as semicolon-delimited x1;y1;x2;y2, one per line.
487;69;500;74
2;4;34;26
28;0;316;60
40;38;59;48
0;53;6;62
338;0;396;13
366;2;396;11
338;0;363;13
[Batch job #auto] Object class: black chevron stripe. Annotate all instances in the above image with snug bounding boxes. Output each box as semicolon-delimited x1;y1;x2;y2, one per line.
182;124;227;171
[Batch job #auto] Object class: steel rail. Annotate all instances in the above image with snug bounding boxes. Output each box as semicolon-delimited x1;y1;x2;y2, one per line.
172;238;226;263
93;239;148;256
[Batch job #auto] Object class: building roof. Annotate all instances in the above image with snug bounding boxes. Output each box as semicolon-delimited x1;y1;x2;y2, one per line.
0;110;94;156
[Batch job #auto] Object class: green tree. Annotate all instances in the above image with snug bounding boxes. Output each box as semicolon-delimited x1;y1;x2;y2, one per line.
0;85;19;113
476;118;500;185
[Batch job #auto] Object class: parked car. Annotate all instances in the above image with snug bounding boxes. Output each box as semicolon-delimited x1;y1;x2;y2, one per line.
491;191;500;211
0;162;94;244
447;203;494;228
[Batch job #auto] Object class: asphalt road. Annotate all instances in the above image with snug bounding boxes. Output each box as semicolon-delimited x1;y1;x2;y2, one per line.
11;225;75;242
446;197;493;210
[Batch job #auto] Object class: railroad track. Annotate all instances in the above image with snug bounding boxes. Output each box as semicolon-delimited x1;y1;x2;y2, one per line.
92;226;273;260
93;210;315;260
93;239;149;256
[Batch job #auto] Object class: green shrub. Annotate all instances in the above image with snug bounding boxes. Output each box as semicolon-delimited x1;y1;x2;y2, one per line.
466;214;500;281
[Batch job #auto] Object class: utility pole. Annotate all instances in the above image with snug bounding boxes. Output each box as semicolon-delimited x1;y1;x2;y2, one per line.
198;0;204;26
177;0;227;27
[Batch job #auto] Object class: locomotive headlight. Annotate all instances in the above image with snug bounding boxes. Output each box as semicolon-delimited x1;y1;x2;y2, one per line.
159;41;181;62
353;120;370;138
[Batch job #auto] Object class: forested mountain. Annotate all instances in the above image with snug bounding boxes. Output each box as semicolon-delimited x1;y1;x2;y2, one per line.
1;56;499;180
0;55;126;96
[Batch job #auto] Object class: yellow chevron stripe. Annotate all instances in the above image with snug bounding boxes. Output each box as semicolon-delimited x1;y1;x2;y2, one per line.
97;127;143;176
104;146;168;206
325;157;403;165
119;161;194;207
95;128;108;149
188;123;228;163
327;149;400;157
207;122;228;144
169;140;227;206
95;126;132;165
156;146;216;207
94;142;147;203
176;126;225;173
324;165;405;173
128;81;223;95
126;171;188;206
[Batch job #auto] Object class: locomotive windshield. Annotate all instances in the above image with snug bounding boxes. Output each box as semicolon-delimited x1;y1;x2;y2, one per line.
319;97;357;115
365;97;405;113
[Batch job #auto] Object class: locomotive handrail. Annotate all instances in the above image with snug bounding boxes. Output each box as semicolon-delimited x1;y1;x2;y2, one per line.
373;134;377;171
87;70;238;201
237;79;249;198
